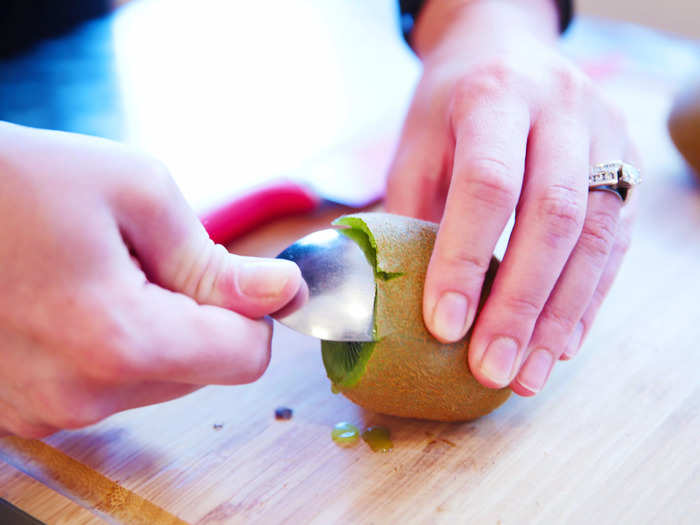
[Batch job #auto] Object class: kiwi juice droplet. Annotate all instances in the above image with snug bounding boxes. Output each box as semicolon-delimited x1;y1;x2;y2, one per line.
362;426;393;452
332;422;360;447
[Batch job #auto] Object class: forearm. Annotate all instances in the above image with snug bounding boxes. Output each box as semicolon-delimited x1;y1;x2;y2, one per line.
410;0;560;60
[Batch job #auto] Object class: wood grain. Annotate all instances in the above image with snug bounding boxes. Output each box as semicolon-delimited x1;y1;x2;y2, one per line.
1;13;700;525
0;464;100;525
2;165;699;523
0;437;186;525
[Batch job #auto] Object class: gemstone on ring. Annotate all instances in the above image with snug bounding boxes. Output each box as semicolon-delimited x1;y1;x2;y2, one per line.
589;161;641;203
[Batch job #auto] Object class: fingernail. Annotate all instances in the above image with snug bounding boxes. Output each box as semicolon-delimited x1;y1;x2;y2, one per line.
479;337;519;386
238;259;296;299
563;322;584;360
518;349;554;393
431;292;469;342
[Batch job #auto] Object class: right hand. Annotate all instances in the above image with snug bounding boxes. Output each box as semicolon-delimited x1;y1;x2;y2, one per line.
0;122;302;438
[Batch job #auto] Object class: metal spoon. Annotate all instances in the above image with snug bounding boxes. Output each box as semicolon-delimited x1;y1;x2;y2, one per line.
271;228;375;342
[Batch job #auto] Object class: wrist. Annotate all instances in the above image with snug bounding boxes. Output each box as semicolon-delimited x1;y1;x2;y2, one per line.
412;0;559;60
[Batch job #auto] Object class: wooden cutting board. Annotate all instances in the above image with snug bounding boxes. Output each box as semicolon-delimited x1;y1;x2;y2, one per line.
2;172;700;523
2;14;700;525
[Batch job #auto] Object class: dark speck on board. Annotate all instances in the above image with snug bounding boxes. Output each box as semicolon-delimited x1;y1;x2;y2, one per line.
275;407;293;420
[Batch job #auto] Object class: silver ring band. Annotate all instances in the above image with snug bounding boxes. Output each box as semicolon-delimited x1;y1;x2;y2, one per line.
589;161;641;203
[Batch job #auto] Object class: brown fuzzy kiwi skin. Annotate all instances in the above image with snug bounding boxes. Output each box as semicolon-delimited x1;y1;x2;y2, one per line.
333;212;510;422
669;80;700;177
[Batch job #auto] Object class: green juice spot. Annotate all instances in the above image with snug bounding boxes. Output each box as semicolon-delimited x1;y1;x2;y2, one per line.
331;422;360;447
362;426;393;452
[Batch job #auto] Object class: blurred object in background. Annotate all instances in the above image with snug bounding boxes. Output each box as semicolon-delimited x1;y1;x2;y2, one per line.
578;0;700;39
669;80;700;177
0;0;112;58
0;0;698;242
0;0;420;218
0;10;125;141
109;0;419;212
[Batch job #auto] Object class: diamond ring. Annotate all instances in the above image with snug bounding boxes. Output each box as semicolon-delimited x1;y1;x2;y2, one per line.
589;161;641;203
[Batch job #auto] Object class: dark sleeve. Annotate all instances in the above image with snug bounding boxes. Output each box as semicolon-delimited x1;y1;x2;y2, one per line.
399;0;574;43
0;0;111;58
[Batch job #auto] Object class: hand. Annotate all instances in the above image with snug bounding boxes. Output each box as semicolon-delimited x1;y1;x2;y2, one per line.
386;0;639;395
0;123;302;438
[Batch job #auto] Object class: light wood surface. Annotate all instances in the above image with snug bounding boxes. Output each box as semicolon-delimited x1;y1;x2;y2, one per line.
2;11;700;525
2;159;700;523
0;463;100;525
0;438;186;524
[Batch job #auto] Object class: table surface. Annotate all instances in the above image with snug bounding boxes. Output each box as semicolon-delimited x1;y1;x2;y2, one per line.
1;3;700;524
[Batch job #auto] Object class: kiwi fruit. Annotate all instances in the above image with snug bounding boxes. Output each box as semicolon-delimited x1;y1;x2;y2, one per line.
321;212;510;422
669;80;700;176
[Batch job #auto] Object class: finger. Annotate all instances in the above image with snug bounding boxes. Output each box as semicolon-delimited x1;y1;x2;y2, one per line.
468;109;589;389
562;178;638;361
385;90;449;222
16;378;201;431
562;141;641;360
82;382;201;425
512;115;627;395
423;88;530;344
512;190;622;394
113;160;301;318
112;283;273;386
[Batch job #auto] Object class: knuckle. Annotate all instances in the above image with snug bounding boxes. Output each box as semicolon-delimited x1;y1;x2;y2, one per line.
451;59;521;116
167;235;215;298
552;64;592;107
460;160;519;212
124;156;179;222
193;242;229;304
536;184;585;248
503;294;543;319
579;210;619;260
540;304;578;334
138;156;176;194
474;58;521;90
437;246;491;280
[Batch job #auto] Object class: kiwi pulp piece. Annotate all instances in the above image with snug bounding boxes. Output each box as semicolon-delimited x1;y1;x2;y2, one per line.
322;340;376;388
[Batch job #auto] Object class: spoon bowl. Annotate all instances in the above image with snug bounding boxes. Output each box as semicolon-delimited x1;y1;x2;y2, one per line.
272;228;375;342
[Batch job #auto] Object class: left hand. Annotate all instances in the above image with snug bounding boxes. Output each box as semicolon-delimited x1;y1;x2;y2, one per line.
386;0;639;395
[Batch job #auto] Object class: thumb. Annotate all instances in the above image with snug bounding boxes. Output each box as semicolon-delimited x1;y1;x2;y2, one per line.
113;163;302;318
